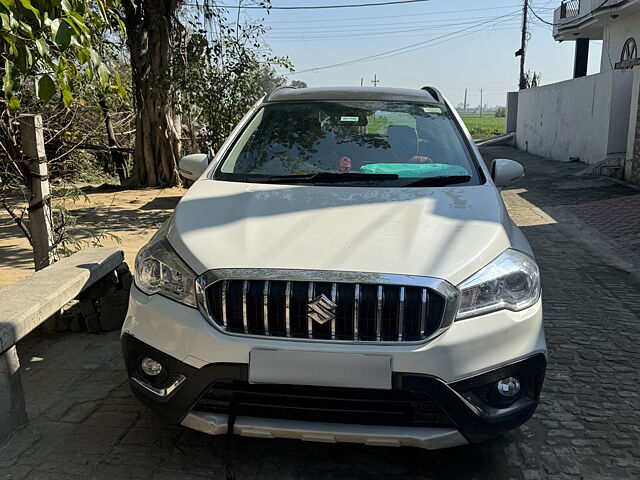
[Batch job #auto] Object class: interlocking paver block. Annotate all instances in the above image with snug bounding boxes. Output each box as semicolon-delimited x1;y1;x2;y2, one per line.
1;146;640;479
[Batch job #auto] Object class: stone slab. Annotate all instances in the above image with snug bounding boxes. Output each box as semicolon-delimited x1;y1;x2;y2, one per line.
0;248;124;354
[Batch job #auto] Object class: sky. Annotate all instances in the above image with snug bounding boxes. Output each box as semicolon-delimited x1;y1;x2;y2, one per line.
233;0;603;107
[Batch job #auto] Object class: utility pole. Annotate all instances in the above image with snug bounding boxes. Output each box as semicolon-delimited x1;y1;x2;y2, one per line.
360;78;364;87
517;0;529;90
479;88;484;116
463;88;468;112
371;74;379;87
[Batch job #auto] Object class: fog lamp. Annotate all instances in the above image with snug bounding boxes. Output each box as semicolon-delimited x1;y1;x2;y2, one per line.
496;377;521;397
140;357;163;377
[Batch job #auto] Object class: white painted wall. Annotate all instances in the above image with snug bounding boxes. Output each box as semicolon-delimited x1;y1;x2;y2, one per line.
600;11;640;72
625;66;640;181
608;67;635;153
515;69;634;164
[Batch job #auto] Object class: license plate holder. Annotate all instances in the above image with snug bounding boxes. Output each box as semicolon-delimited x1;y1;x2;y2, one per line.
249;349;392;390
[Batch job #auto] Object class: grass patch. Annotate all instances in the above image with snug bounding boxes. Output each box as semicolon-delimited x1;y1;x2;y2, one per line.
461;114;506;140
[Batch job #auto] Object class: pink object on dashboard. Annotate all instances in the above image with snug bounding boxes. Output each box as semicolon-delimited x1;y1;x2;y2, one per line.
339;156;352;173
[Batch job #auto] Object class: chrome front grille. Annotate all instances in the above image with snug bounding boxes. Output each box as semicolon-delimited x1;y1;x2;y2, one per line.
196;270;460;343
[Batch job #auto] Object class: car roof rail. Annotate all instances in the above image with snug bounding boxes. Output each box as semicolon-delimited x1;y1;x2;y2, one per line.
265;85;296;102
420;86;443;103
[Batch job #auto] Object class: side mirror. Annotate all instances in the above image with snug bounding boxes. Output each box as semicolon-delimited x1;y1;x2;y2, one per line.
179;154;209;181
491;159;524;188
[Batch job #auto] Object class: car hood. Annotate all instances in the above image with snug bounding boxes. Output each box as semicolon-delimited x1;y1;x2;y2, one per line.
168;179;513;286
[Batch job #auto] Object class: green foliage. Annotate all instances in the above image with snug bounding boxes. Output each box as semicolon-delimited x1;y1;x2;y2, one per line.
524;70;541;89
495;106;506;118
175;4;293;152
51;185;122;257
0;60;133;259
290;80;307;89
460;114;506;140
0;0;123;110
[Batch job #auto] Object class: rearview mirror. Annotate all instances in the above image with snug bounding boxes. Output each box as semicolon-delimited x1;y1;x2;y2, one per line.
491;159;524;188
179;154;209;181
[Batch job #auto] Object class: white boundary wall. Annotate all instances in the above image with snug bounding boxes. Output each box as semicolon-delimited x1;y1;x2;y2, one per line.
625;67;640;182
515;69;634;165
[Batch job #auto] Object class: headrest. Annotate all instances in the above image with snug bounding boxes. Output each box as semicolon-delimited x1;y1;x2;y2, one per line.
387;125;418;154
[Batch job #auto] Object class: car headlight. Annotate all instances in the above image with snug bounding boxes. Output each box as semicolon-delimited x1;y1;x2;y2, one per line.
456;249;540;320
134;228;197;308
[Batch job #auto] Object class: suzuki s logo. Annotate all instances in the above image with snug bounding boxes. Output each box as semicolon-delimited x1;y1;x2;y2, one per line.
307;294;337;324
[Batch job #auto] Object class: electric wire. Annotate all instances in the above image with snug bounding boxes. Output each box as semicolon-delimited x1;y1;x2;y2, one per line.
268;15;524;33
263;5;553;23
188;0;432;10
528;5;554;25
265;19;524;39
287;10;521;73
267;25;524;42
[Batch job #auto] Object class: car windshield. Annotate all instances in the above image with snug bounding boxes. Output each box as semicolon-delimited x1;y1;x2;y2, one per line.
214;100;481;187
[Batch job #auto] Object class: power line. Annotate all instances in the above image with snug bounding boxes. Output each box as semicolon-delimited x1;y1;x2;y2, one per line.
528;5;554;25
305;22;521;62
291;18;520;70
267;15;520;33
194;0;432;10
265;19;523;39
267;25;523;42
263;4;552;23
290;10;520;73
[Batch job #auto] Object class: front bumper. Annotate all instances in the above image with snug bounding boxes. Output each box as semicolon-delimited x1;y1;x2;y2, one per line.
122;285;546;449
122;332;546;448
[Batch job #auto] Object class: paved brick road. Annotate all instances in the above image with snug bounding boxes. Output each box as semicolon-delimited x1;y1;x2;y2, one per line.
1;146;639;479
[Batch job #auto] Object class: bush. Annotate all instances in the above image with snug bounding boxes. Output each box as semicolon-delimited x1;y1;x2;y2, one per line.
495;106;506;118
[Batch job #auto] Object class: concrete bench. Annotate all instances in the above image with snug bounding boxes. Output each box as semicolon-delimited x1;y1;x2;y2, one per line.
0;248;125;443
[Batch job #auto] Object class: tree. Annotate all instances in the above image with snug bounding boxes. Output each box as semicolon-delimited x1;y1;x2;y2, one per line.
0;0;127;265
0;0;122;110
122;0;185;187
523;70;541;89
172;2;291;153
290;80;307;89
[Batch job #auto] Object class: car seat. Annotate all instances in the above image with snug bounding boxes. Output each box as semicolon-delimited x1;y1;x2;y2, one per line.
387;125;418;162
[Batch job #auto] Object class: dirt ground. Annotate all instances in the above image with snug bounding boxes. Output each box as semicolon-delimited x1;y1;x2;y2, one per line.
0;186;186;290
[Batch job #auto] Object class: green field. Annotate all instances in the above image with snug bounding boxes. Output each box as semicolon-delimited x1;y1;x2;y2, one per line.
460;114;506;140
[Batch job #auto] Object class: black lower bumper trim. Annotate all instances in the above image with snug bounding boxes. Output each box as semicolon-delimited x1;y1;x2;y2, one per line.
194;380;454;428
121;334;546;444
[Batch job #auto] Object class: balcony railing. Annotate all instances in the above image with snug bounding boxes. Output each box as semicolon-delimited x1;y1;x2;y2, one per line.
560;0;580;18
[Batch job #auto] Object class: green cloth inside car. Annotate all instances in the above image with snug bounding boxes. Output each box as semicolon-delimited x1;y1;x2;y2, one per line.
360;163;470;178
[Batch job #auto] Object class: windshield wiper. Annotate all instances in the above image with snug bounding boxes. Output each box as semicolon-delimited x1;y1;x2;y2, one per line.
247;172;399;184
401;175;472;187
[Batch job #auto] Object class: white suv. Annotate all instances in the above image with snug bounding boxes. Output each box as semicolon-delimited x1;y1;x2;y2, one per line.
122;86;546;450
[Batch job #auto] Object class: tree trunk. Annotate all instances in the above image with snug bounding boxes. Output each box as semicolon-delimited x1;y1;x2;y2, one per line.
97;93;129;185
123;0;182;187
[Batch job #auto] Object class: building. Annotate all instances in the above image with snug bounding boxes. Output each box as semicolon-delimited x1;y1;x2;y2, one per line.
509;0;640;184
